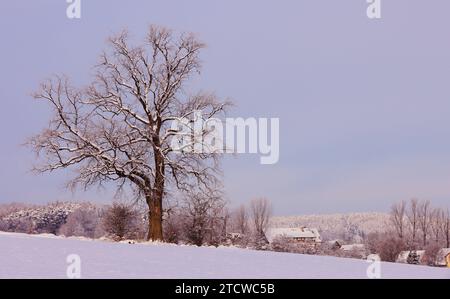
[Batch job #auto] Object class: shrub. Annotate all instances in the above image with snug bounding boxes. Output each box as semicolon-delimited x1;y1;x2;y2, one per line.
102;203;140;241
378;236;406;262
422;242;441;266
0;219;8;231
163;212;183;244
181;192;227;246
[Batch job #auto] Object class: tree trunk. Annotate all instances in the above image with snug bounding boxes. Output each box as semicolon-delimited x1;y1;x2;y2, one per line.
147;194;163;241
146;143;165;241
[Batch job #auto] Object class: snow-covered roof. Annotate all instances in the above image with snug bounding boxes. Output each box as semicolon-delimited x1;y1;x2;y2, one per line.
340;244;365;251
228;233;243;238
265;227;321;243
366;254;380;261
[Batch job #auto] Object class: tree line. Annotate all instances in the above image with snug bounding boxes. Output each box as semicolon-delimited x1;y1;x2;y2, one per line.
390;198;450;248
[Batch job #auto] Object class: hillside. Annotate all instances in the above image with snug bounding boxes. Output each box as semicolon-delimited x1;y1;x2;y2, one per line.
0;232;448;279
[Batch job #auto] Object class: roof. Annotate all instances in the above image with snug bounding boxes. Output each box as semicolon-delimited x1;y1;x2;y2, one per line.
265;227;321;243
367;254;380;261
340;244;365;251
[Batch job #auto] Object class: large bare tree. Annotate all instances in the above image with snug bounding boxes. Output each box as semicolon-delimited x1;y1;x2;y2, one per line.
28;26;230;240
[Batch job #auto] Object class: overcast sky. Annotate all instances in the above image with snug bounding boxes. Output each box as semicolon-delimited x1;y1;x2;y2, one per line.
1;0;450;215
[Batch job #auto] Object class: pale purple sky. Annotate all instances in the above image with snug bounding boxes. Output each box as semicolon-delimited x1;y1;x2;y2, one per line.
1;0;450;215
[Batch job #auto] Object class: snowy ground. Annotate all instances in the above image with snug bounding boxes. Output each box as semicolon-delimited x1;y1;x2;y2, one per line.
0;232;448;279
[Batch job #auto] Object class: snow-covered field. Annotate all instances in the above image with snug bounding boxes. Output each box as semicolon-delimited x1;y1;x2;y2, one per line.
0;232;448;279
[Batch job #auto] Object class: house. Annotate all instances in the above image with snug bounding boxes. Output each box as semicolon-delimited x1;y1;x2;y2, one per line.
326;240;343;250
396;250;426;265
225;232;245;246
340;243;367;258
436;248;450;267
366;254;381;261
265;227;321;247
228;232;243;239
340;244;365;252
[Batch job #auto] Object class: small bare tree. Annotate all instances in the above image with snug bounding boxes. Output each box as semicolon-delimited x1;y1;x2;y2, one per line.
58;205;101;238
182;190;226;246
406;198;419;247
422;242;441;266
250;198;272;238
28;26;230;240
442;208;450;248
232;204;249;235
430;208;443;245
102;203;139;240
378;235;406;262
390;200;406;239
418;200;431;246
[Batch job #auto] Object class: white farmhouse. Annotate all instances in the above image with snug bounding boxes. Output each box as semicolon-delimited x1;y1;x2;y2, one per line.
265;227;321;246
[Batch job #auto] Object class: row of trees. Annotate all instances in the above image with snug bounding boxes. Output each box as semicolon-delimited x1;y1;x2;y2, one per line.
390;198;450;248
163;196;272;247
0;197;274;248
0;202;147;240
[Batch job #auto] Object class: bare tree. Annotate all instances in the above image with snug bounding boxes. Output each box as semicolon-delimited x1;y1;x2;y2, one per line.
102;203;139;240
430;208;443;245
28;26;230;240
390;200;406;239
418;200;431;246
181;190;226;246
442;208;450;248
58;204;101;238
406;198;419;246
232;204;249;235
250;198;272;238
378;235;406;262
422;242;441;266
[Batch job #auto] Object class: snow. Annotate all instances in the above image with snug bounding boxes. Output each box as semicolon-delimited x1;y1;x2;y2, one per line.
0;232;449;279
